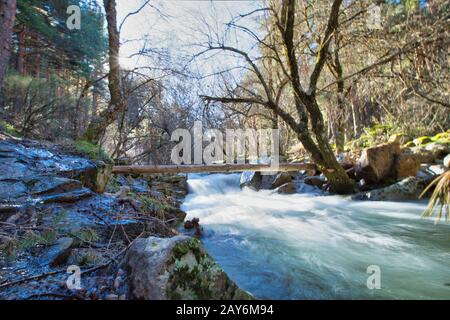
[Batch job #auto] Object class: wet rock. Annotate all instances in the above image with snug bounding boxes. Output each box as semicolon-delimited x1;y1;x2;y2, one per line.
392;153;420;179
355;143;400;183
271;173;292;189
416;164;447;185
276;182;297;194
29;177;82;195
184;218;200;230
444;154;450;168
40;188;93;204
240;171;261;190
352;177;421;201
303;176;327;188
124;236;252;300
40;237;74;267
0;180;28;200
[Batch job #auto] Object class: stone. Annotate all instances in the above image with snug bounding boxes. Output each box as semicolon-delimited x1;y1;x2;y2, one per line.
355;143;400;183
425;143;450;159
409;146;436;164
123;236;252;300
352;177;421;201
392;153;420;179
303;176;326;188
40;237;74;267
29;177;82;195
444;154;450;168
271;173;292;189
0;180;28;201
240;171;261;190
39;188;93;204
276;182;297;194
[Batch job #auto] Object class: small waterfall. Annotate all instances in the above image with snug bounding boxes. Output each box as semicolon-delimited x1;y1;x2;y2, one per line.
182;173;450;300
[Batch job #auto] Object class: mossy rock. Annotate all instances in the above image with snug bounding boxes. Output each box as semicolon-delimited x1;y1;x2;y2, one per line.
0;120;22;138
413;136;432;146
124;236;253;300
73;140;112;163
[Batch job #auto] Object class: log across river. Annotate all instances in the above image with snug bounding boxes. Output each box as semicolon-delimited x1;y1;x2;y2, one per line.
112;163;317;175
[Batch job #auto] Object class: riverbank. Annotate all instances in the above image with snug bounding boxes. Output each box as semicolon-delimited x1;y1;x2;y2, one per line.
0;132;250;300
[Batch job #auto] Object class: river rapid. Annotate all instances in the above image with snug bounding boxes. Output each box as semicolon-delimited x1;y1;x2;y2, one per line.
181;173;450;299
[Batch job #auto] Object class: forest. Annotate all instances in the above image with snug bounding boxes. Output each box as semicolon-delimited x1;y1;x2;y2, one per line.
0;0;449;302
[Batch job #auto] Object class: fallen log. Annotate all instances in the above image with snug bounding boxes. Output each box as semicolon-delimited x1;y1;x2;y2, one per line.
112;163;316;175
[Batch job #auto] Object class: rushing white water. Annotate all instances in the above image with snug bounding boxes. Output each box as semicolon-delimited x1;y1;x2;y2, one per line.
181;173;450;300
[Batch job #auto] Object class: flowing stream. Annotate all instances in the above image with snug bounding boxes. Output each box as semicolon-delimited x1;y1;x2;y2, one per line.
181;173;450;300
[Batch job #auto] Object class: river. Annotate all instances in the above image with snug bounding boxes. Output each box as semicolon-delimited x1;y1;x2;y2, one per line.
181;173;450;299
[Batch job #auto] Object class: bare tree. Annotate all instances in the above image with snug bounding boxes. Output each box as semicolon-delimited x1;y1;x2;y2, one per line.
82;0;127;144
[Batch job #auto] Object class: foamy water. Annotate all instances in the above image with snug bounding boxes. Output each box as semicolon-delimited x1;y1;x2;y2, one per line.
181;173;450;299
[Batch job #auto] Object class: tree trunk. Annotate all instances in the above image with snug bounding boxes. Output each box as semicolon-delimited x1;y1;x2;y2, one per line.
0;0;17;91
82;0;126;144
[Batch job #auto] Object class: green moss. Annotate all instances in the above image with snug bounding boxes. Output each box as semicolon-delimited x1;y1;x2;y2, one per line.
165;238;252;300
0;119;22;138
74;140;111;162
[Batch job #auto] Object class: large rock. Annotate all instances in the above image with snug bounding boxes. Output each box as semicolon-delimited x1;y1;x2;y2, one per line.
271;173;292;189
409;143;450;164
392;153;420;179
240;171;261;190
303;176;326;188
355;143;400;183
352;177;421;201
276;182;297;194
124;236;252;300
416;164;447;185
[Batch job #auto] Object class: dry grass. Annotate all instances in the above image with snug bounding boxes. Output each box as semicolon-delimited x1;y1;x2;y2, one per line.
420;170;450;223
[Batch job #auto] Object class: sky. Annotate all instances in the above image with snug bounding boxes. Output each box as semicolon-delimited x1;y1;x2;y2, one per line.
115;0;263;75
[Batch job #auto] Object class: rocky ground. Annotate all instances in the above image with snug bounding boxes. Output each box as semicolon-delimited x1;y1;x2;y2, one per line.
0;132;249;300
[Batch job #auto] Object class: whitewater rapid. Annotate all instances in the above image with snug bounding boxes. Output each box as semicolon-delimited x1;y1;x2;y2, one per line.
181;173;450;299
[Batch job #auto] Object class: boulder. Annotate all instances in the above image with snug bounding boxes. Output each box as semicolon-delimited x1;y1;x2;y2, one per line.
30;177;82;195
409;146;436;164
444;154;450;168
352;177;421;201
355;143;400;182
240;171;261;190
303;176;326;188
425;143;450;159
271;173;292;189
416;164;446;185
392;153;420;179
124;236;252;300
276;182;297;194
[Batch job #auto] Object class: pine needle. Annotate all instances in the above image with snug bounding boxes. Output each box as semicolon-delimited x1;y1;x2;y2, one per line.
419;170;450;223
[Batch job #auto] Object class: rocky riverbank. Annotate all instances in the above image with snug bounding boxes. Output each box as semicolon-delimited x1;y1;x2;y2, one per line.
240;131;450;202
0;132;250;300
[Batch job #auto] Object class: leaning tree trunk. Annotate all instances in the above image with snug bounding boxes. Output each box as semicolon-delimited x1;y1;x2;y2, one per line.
0;0;17;92
82;0;126;144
